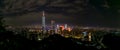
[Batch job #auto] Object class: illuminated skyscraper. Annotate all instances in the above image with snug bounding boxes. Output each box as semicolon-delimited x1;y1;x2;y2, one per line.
51;20;55;34
64;24;67;30
42;11;46;33
56;24;60;33
51;20;55;30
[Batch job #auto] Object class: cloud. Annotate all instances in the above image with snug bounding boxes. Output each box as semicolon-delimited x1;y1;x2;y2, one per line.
1;0;120;27
0;0;47;16
0;0;90;16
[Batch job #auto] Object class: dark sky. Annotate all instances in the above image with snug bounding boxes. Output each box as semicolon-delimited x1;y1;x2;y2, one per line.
0;0;120;28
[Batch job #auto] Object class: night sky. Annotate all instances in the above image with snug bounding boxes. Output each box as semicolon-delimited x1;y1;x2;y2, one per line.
0;0;120;28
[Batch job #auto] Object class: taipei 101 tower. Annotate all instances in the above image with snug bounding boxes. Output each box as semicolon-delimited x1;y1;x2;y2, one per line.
42;11;46;33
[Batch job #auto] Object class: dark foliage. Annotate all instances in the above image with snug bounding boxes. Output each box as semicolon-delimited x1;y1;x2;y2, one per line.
102;33;120;50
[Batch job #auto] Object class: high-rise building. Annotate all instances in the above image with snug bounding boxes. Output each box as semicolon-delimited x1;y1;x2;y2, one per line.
42;11;46;33
51;20;55;30
51;20;55;34
56;24;60;33
64;24;67;30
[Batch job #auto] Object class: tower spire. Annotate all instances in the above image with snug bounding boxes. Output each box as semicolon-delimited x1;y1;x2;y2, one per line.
42;11;46;34
43;11;45;17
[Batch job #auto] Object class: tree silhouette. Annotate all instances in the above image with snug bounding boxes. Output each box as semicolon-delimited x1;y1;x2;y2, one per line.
0;17;6;33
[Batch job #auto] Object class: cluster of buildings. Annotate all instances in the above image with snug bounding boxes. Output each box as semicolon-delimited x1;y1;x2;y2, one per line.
37;11;72;34
6;11;120;41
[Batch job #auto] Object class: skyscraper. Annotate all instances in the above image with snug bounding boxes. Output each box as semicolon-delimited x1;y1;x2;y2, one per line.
64;24;67;30
51;20;55;30
56;24;60;33
42;11;46;33
51;20;55;34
